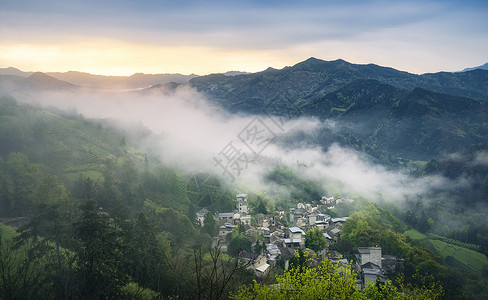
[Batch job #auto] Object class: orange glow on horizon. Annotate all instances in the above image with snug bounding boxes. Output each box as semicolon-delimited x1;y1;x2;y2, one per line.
0;39;296;76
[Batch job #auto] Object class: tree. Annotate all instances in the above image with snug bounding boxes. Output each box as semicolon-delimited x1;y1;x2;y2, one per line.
231;257;359;299
15;175;78;298
230;255;444;300
305;227;327;252
203;211;216;236
187;204;199;227
254;200;267;215
3;152;40;216
75;199;128;299
288;248;308;273
228;232;252;257
190;245;253;300
253;240;266;255
124;212;171;294
0;226;49;299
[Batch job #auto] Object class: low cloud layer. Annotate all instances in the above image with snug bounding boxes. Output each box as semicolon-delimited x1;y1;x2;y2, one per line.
9;85;472;205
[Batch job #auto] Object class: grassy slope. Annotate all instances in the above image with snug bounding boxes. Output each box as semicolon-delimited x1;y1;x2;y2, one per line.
405;228;487;275
0;98;125;185
0;223;18;240
428;239;488;275
404;229;427;240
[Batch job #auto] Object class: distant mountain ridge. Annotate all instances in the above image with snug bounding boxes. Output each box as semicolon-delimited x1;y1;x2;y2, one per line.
3;59;488;94
0;67;198;89
0;72;75;92
47;71;198;89
184;58;488;161
188;57;488;111
462;62;488;72
1;58;488;163
0;67;34;77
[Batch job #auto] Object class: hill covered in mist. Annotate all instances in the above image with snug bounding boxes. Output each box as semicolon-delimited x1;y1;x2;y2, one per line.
182;58;488;163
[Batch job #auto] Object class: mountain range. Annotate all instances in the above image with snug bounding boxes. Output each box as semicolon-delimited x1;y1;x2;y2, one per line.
462;62;488;72
1;58;488;163
0;67;198;89
183;58;488;162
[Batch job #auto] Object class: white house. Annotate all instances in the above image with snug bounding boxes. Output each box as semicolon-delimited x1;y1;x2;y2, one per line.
219;223;235;236
287;226;305;248
308;213;318;226
358;246;382;268
218;212;235;223
236;194;249;214
240;214;251;225
284;238;302;249
255;263;271;277
196;208;209;227
288;226;305;239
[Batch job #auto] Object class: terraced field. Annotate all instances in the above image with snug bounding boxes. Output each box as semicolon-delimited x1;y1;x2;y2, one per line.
404;229;427;240
428;239;488;275
404;228;488;275
32;110;126;183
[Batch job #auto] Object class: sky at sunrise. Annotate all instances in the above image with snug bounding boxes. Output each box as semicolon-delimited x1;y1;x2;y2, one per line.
1;0;487;76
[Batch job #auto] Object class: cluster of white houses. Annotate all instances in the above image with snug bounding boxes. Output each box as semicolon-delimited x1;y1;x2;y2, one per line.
196;194;400;284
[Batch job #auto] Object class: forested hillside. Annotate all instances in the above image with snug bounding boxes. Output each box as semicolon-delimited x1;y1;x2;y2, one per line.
0;96;249;298
187;59;488;165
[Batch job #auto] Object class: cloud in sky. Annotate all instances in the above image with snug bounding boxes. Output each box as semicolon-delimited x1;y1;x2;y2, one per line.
1;0;487;75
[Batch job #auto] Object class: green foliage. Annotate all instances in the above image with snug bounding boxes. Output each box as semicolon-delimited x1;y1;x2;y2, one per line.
76;199;129;299
342;204;410;256
305;227;327;252
231;258;358;300
120;282;159;300
266;166;323;203
231;256;444;299
404;229;427;240
288;248;309;272
1;223;78;299
228;231;252;257
147;206;199;246
123;212;172;292
203;210;217;236
254;200;268;215
0;152;40;216
428;239;488;275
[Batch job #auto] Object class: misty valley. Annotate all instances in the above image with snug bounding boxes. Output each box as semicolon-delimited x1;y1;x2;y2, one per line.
1;58;488;299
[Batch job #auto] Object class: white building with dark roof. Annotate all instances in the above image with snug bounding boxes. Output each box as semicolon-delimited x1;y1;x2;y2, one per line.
288;226;305;239
218;223;235;236
236;194;249;214
218;212;235;223
358;246;382;268
284;238;302;249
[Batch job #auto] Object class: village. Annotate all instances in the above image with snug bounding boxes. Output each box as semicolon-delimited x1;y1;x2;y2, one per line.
196;194;403;289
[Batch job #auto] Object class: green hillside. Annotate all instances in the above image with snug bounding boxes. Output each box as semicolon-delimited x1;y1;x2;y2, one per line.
428;239;488;275
0;96;124;183
187;59;488;165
